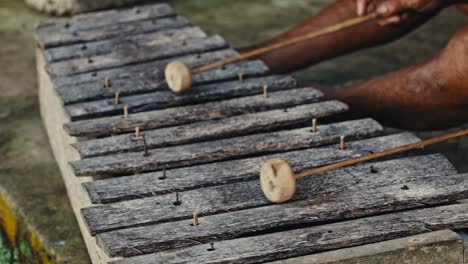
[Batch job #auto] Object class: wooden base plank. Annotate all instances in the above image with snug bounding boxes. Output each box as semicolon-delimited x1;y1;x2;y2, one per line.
47;35;228;76
83;154;456;236
64;75;297;122
82;133;423;204
44;27;207;63
70;118;383;177
37;16;189;51
36;47;114;263
57;60;269;104
73;101;347;158
99;173;468;258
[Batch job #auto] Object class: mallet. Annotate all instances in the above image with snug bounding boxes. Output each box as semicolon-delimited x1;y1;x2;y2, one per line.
260;129;468;203
165;12;378;93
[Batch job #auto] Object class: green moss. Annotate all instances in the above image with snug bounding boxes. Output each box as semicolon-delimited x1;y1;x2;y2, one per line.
0;0;87;263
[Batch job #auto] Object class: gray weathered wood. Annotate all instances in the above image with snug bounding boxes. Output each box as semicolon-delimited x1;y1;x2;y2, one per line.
101;172;468;258
82;154;455;236
44;27;207;63
82;133;422;204
64;75;296;122
52;49;240;87
40;3;176;31
73;101;348;158
57;60;269;104
47;35;228;77
70;118;383;176
37;16;189;51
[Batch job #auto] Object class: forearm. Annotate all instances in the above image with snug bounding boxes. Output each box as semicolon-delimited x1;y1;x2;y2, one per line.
251;0;445;73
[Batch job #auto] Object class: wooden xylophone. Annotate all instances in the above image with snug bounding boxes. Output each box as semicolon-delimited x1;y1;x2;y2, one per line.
36;3;468;264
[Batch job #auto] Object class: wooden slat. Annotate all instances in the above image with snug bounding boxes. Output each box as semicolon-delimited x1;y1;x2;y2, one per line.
100;172;468;259
47;35;228;76
70;118;383;177
82;154;455;236
57;60;269;104
44;27;207;63
37;16;189;51
52;49;240;87
73;101;348;158
64;75;297;122
43;3;175;31
82;133;422;204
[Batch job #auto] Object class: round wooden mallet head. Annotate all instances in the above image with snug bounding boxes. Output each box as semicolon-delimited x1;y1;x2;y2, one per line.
260;159;297;203
165;61;193;93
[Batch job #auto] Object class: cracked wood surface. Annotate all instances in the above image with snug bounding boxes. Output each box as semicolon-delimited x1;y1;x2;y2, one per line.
73;101;347;158
83;154;455;236
63;75;297;122
35;4;467;263
36;3;178;48
70;118;383;177
57;60;269;104
100;170;467;258
51;49;240;87
47;35;228;76
82;133;421;204
44;27;207;63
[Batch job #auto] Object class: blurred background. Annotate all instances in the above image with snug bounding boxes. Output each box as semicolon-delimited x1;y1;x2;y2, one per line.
0;0;467;262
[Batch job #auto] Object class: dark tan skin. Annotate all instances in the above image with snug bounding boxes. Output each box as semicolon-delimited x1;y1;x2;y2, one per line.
245;0;468;130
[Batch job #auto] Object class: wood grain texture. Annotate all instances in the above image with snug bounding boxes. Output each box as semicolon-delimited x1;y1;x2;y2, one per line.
83;154;455;236
44;27;207;63
73;101;348;158
71;118;383;177
82;133;422;204
100;171;468;258
37;16;189;52
57;60;269;104
36;4;178;48
63;75;297;122
52;49;240;87
46;35;228;77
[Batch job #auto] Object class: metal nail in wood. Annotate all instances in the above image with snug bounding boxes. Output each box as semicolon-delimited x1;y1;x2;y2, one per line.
192;209;199;226
263;85;268;98
260;128;468;203
208;242;215;251
123;105;128;118
114;91;120;105
174;192;181;206
159;166;167;180
238;72;244;83
339;135;345;150
104;77;111;88
141;134;149;157
135;127;141;138
311;118;317;133
164;12;378;93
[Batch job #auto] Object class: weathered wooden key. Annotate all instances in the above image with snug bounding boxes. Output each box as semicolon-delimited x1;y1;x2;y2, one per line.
165;12;378;93
260;129;468;203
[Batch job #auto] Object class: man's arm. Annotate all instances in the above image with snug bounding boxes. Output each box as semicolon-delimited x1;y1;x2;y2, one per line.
247;0;449;73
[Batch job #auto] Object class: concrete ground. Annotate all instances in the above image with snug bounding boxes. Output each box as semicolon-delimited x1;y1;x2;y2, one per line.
0;0;467;262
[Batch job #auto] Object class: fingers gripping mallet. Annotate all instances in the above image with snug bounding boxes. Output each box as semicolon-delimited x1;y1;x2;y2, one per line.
164;13;378;93
260;129;468;203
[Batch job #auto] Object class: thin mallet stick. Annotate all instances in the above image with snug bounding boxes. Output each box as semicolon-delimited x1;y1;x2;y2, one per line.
193;12;378;74
261;128;468;203
165;12;378;93
296;129;468;179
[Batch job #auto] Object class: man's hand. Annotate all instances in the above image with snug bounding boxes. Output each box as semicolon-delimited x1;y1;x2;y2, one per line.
356;0;443;25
